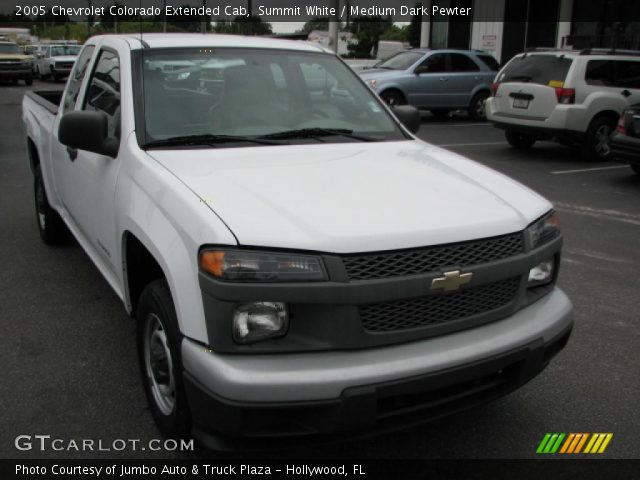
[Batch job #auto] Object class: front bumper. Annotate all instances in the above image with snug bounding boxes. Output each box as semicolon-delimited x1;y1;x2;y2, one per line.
611;132;640;165
183;287;573;445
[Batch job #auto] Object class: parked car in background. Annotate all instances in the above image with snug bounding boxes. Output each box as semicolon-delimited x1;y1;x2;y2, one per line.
34;44;81;81
611;103;640;175
486;49;640;161
358;49;500;120
0;41;33;85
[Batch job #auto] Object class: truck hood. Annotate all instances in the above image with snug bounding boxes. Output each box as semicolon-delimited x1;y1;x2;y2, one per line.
147;141;551;253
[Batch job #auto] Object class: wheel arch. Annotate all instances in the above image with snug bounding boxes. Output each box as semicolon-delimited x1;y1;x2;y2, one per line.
379;87;407;104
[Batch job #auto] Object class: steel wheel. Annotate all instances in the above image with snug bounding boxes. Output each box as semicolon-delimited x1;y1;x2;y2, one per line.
143;313;176;416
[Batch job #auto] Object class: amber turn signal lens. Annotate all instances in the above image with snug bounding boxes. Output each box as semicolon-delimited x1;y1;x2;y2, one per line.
200;251;226;277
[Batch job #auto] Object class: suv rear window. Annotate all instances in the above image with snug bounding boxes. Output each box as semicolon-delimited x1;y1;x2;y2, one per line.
477;54;500;71
497;54;573;85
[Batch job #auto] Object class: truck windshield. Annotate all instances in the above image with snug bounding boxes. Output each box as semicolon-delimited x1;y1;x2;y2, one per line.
50;45;81;56
0;43;20;54
141;48;407;147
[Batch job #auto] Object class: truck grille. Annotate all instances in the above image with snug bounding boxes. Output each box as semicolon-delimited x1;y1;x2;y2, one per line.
342;232;524;281
359;277;520;332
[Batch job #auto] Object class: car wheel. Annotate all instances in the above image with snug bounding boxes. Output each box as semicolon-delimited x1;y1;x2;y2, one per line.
25;76;33;86
137;279;191;438
631;164;640;175
380;90;406;107
505;130;536;149
34;165;68;245
469;91;490;121
583;116;617;162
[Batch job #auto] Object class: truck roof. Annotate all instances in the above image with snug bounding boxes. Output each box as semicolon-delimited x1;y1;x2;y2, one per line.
93;33;331;54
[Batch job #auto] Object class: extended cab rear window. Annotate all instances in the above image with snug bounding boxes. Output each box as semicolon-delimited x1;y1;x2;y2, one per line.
497;54;573;86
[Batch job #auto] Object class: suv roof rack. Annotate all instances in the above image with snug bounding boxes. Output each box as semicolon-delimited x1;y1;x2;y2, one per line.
524;47;576;53
579;47;640;56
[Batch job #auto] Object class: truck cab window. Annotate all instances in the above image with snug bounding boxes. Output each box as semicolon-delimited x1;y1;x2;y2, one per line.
83;50;121;140
62;46;95;113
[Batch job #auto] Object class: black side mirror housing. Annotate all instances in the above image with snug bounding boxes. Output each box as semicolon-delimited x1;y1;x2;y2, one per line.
414;65;429;75
58;110;119;158
392;105;421;134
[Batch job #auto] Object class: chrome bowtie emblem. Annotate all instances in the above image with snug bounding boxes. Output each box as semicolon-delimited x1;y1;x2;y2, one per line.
430;270;473;291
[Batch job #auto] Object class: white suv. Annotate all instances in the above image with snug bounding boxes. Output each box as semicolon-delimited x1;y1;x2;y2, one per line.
485;49;640;161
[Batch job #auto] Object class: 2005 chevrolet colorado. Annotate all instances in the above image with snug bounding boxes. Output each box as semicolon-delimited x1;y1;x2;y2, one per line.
22;34;573;448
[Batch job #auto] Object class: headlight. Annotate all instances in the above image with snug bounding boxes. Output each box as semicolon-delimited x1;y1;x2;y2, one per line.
233;301;288;344
200;249;327;282
366;79;377;89
527;210;560;249
528;258;555;288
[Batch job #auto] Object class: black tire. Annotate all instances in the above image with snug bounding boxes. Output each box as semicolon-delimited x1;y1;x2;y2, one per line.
583;116;617;162
631;164;640;176
468;91;490;121
24;76;33;86
505;130;536;149
34;165;68;245
380;90;406;107
137;279;191;438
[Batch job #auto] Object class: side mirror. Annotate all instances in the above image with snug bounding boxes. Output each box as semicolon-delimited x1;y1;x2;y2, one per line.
392;105;421;134
58;111;119;158
414;65;429;75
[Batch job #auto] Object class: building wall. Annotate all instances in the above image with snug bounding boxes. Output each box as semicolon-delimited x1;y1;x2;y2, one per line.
469;0;505;62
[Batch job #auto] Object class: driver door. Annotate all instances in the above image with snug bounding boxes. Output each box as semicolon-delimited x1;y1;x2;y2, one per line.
407;53;449;108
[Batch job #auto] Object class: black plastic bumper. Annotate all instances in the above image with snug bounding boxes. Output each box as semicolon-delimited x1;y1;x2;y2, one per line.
611;133;640;165
186;324;572;450
489;120;583;142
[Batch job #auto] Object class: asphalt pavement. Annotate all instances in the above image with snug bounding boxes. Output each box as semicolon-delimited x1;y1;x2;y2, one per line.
1;80;639;459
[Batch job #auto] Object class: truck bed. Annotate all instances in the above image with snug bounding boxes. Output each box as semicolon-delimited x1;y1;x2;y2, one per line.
24;90;64;115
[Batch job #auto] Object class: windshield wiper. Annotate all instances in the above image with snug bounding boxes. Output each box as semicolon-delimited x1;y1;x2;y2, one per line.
142;134;281;149
259;128;379;142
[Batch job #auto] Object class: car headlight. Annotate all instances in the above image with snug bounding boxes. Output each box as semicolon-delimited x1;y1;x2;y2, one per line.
366;79;377;89
528;258;555;288
233;301;288;344
527;210;560;249
200;249;327;282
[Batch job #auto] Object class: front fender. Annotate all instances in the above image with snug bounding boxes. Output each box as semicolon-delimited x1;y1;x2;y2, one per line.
116;146;237;344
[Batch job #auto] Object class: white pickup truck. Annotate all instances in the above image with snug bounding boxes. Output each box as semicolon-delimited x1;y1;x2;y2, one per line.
23;34;573;448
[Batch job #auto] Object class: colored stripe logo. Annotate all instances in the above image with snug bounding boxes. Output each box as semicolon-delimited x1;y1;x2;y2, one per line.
536;433;613;454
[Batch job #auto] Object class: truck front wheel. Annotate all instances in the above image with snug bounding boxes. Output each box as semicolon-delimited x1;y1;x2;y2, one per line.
137;279;191;438
34;165;68;244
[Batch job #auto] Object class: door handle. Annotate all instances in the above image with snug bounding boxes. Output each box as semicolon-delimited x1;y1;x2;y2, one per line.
66;146;78;161
621;89;631;97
